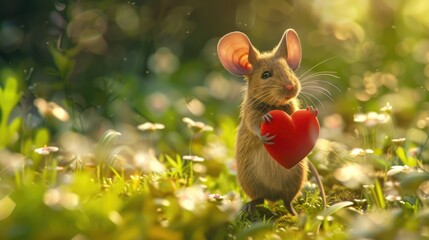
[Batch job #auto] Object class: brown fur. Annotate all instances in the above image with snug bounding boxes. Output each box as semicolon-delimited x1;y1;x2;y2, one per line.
218;29;325;215
236;55;308;213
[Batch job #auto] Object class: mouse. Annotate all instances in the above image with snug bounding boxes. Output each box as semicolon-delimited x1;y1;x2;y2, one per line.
217;29;326;215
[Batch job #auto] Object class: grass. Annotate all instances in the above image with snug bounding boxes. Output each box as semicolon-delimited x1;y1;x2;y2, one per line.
3;0;429;238
1;71;429;240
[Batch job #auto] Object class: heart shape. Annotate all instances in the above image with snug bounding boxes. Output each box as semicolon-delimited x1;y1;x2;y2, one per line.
260;107;320;169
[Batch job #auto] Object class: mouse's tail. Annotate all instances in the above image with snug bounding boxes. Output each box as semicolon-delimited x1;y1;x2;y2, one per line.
307;160;326;209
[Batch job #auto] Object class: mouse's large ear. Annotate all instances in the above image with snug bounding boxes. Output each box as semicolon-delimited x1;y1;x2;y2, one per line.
275;29;302;71
217;32;258;76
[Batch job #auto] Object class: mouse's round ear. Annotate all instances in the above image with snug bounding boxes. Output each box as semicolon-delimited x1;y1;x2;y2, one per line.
275;29;302;71
217;32;257;76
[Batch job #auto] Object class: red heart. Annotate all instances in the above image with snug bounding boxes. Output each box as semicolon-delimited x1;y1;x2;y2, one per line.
260;108;320;169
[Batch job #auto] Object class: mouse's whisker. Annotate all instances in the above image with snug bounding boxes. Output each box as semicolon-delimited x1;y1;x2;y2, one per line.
300;91;325;108
249;87;269;100
298;56;338;79
298;93;317;108
249;90;275;113
273;95;283;106
300;94;317;107
300;71;339;82
301;75;339;85
298;95;310;107
302;85;332;97
301;79;342;93
302;87;334;102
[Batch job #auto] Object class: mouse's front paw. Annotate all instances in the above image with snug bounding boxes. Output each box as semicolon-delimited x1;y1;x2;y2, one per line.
262;113;273;124
306;106;318;117
260;132;276;145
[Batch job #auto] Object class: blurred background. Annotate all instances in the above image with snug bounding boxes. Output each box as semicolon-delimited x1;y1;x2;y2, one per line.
1;0;429;155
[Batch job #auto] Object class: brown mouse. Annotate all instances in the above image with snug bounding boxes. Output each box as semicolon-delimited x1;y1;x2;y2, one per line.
217;29;326;215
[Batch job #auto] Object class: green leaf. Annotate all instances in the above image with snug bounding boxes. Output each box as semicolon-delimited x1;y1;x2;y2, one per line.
400;172;429;194
396;147;407;164
4;76;18;94
0;195;16;221
165;154;184;177
374;178;386;209
34;128;50;147
49;47;75;80
236;222;273;240
8;117;21;136
22;138;33;157
311;201;354;231
318;201;354;217
0;77;21;125
109;166;124;181
3;77;21;106
395;147;417;167
99;129;122;147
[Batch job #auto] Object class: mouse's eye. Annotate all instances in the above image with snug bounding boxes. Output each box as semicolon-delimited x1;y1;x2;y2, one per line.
261;71;272;79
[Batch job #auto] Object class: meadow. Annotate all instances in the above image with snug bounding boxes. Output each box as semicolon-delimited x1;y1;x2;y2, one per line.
1;0;429;239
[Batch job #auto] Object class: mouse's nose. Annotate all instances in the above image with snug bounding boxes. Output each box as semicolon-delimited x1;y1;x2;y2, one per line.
285;84;293;91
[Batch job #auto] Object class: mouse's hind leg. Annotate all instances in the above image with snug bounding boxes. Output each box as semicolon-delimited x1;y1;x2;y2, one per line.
284;200;297;216
241;198;277;220
241;198;264;213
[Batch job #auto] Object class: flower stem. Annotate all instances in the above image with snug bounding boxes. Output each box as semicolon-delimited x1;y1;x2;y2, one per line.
188;133;194;156
418;133;429;161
